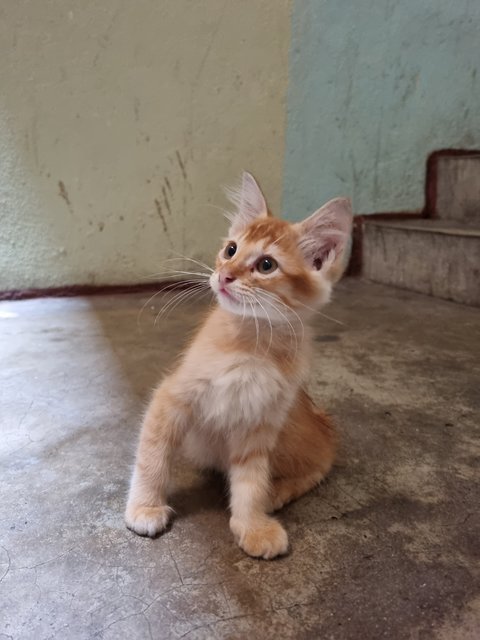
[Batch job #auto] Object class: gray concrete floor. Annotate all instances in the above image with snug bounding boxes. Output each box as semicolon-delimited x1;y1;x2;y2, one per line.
1;279;479;640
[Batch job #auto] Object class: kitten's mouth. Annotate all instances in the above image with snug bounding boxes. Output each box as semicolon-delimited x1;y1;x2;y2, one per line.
219;287;236;301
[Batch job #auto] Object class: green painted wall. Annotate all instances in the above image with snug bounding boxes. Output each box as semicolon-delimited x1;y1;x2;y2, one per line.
0;1;291;290
283;0;480;219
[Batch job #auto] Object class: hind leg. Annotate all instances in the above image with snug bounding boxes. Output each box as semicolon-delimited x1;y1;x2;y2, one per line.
268;389;337;512
269;470;326;512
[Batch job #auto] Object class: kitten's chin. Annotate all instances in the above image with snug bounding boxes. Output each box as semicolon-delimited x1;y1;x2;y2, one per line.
216;292;244;316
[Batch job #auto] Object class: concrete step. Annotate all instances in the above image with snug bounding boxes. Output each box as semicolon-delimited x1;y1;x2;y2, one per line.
435;154;480;223
363;218;480;306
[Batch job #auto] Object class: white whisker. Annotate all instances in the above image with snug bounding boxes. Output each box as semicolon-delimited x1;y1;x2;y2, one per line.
154;283;210;325
155;285;209;324
163;286;212;320
137;279;205;327
254;287;305;340
146;269;210;280
253;289;300;359
240;294;247;327
294;299;345;326
168;252;214;273
154;286;199;325
242;289;273;354
198;202;229;217
137;289;167;329
247;298;259;354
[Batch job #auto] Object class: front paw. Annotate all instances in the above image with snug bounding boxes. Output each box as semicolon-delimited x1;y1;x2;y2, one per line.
125;504;173;537
230;516;289;559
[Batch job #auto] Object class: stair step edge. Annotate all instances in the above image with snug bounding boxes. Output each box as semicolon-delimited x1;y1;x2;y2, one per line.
364;218;480;238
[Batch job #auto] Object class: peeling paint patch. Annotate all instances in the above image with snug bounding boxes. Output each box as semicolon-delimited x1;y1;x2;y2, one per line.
175;150;187;180
154;199;168;234
162;186;172;216
58;181;73;214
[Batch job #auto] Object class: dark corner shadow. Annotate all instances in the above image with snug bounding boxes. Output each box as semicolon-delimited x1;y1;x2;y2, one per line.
86;291;210;405
169;470;229;521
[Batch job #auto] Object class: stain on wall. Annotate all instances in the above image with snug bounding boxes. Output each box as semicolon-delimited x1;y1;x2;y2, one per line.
0;1;290;289
283;0;480;219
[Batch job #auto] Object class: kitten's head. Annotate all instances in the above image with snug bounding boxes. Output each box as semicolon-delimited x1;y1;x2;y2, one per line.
210;172;352;320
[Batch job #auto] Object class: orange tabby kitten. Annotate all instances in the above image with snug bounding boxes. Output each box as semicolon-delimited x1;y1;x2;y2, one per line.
125;172;352;559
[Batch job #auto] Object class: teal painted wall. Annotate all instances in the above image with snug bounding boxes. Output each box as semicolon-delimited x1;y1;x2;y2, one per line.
283;0;480;219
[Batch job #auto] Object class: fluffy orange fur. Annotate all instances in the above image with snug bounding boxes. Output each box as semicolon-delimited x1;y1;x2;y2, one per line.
125;172;352;559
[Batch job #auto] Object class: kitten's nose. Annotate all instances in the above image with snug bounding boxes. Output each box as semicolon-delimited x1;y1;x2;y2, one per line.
219;273;236;287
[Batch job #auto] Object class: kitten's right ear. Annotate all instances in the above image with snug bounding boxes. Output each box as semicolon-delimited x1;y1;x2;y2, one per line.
225;172;269;236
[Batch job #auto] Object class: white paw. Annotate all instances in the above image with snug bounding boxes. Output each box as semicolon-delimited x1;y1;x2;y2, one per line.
125;504;173;537
230;516;289;559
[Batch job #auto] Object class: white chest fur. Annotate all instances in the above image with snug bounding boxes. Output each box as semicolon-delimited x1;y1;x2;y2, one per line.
177;349;298;433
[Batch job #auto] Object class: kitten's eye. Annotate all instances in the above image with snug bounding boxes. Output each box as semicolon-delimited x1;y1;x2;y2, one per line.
224;242;237;259
256;256;278;274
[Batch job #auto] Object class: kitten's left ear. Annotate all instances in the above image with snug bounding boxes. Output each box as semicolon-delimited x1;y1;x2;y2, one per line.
294;198;353;281
225;171;269;236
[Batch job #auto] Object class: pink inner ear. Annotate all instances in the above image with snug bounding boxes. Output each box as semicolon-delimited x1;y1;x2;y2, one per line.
297;227;346;271
295;198;352;270
312;236;338;270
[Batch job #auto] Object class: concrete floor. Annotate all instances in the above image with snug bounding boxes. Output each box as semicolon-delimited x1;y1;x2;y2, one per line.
1;279;479;640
